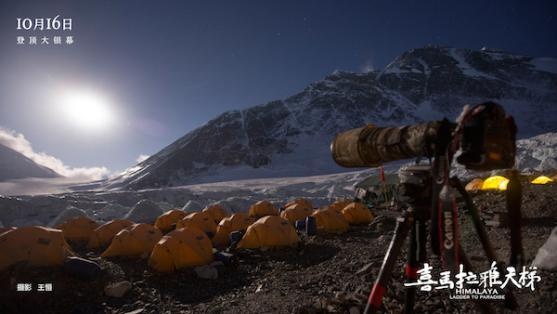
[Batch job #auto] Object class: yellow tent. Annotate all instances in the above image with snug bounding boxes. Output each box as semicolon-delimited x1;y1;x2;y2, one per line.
202;204;228;224
148;227;214;272
176;211;217;237
465;178;484;192
329;199;352;212
56;216;99;245
341;202;373;225
280;203;313;224
237;216;299;249
0;226;72;271
87;219;134;249
212;213;254;248
101;223;163;259
481;176;509;191
531;176;554;185
248;200;278;219
284;198;313;210
312;208;349;234
155;209;187;233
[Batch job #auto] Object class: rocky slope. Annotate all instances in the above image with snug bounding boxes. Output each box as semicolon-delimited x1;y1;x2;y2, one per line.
0;144;59;181
108;46;557;189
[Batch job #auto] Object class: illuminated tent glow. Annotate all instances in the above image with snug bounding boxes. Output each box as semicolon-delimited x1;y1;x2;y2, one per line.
531;176;554;185
481;176;509;191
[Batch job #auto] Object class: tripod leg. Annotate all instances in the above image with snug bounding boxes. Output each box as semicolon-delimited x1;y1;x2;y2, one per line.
364;210;413;314
451;177;497;261
452;179;519;310
404;221;418;313
458;249;496;314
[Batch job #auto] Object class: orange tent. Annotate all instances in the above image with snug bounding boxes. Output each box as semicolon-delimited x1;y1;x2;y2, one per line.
87;219;134;249
341;202;373;225
280;203;313;224
284;198;313;210
329;199;352;212
202;204;228;224
248;200;278;219
149;227;214;272
176;211;217;237
212;213;254;248
0;226;72;270
56;217;99;245
101;223;163;259
155;209;187;233
0;227;16;235
312;208;349;234
237;216;299;249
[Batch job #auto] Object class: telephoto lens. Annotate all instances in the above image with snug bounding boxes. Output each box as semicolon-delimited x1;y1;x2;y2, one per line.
330;121;442;168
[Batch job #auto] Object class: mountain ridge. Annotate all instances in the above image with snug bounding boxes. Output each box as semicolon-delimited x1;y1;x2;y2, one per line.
108;46;557;189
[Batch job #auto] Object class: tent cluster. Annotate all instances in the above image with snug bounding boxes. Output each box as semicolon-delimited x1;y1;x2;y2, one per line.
465;174;555;192
0;198;375;273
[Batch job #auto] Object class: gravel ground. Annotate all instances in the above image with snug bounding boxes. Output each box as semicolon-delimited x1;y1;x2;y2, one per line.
1;181;556;313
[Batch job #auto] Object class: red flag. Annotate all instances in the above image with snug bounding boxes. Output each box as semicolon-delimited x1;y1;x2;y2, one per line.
379;166;385;182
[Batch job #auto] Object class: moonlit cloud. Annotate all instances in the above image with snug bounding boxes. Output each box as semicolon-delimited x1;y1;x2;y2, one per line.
361;59;375;73
0;127;110;181
136;154;150;163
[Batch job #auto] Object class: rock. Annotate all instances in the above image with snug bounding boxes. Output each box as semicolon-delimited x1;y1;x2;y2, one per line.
63;256;102;279
182;200;204;213
532;227;557;271
124;309;144;314
124;199;163;224
194;265;218;280
104;281;132;298
356;262;374;275
213;252;234;265
349;306;360;314
48;206;88;227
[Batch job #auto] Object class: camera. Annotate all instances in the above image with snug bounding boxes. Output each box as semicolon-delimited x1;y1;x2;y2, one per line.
331;102;517;171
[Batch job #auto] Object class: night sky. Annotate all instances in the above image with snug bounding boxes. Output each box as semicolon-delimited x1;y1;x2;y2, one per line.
0;0;556;176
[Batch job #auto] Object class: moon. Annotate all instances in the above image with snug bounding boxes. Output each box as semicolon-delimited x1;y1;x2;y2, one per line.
59;89;115;131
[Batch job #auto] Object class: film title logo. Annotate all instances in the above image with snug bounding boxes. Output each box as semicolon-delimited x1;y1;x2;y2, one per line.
404;262;541;300
16;15;74;46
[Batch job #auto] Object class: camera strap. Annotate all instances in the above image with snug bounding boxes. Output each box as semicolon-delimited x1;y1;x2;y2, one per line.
437;166;461;272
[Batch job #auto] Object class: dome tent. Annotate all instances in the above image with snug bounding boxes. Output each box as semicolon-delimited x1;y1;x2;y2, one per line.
87;219;134;249
481;176;509;191
312;208;349;234
341;202;373;225
148;227;214;272
237;216;299;249
465;178;484;192
182;200;204;213
212;213;254;248
329;199;352;212
284;198;313;210
280;203;313;224
531;176;554;185
155;209;187;233
248;200;278;219
56;216;99;245
101;223;163;259
124;199;163;224
202;204;228;224
48;206;89;228
0;226;72;271
176;211;217;237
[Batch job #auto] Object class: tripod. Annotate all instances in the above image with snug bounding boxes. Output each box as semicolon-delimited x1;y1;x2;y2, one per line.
363;165;518;314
